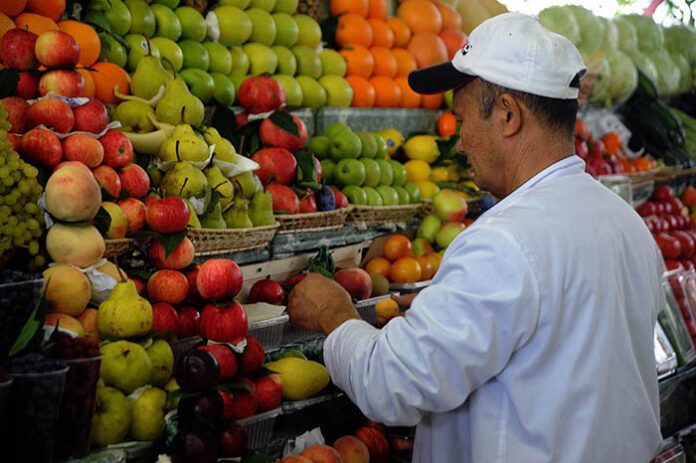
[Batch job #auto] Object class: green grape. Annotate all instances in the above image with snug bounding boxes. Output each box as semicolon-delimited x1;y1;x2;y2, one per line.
24;203;38;214
22;230;31;242
18;180;30;194
26;218;39;230
2;176;13;187
7;216;17;227
34;255;45;267
0;167;9;178
28;240;39;255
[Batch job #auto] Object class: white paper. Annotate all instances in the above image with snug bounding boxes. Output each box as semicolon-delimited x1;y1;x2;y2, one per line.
206;338;247;354
213;154;260;177
243;302;287;323
282;428;326;457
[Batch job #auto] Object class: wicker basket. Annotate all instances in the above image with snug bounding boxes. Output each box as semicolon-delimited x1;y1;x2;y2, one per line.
275;207;351;233
188;224;280;256
348;204;421;226
103;239;135;259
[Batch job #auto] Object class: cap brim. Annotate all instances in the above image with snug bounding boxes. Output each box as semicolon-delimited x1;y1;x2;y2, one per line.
408;61;475;95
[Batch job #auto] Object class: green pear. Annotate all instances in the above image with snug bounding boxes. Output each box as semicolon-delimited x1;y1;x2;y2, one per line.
183;198;201;227
159;125;209;162
125;0;156;36
205;165;235;208
113;101;156;133
88;0;132;36
231;171;260;198
155;76;205;126
98;32;128;68
224;194;253;228
147;340;174;386
160;161;212;214
130;40;172;100
199;200;226;228
98;279;153;338
249;190;275;226
100;340;152;394
130;387;167;441
91;386;131;447
203;127;237;163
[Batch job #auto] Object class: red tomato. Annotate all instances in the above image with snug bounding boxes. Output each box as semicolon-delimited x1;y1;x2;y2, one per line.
653;185;674;201
574;118;591;140
656;233;683;259
672;231;696;258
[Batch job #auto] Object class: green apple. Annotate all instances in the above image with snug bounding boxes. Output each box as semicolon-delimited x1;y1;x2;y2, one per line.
308;135;330;159
333;158;366;187
180;40;209;70
246;8;276;45
436;221;466;249
125;0;156;36
376;159;393;186
250;0;276;11
214;6;252;45
180;69;215;103
417;214;441;243
219;0;250;6
319;49;346;76
151;37;183;71
342;185;367;205
100;340;152;394
98;32;128;68
404;181;421;203
151;3;181;40
320;159;335;183
293;13;321;47
204;41;232;74
373;132;388;159
91;386;131;447
229;75;248;102
153;0;179;7
130;387;167;441
363;186;383;206
124;34;160;71
319;75;353;107
272;75;303;107
292;45;321;78
272;13;299;47
330;131;362;161
229;45;250;75
296;75;327;109
243;42;278;75
323;122;351;138
357;132;377;157
389;160;407;187
176;6;207;41
272;45;297;75
211;72;236;106
88;0;132;36
444;89;453;109
394;185;410;204
274;0;298;14
360;157;381;188
377;185;399;206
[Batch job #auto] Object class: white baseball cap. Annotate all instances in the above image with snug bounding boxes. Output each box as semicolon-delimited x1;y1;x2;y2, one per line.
408;13;586;100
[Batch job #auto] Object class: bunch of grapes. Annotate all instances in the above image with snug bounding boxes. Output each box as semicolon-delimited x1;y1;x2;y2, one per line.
0;102;45;270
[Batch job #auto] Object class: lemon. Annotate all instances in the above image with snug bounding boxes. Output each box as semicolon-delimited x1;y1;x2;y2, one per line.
403;135;439;163
375;299;400;319
415;180;440;199
378;128;404;156
404;160;431;182
446;165;461;182
430;167;449;182
264;357;330;401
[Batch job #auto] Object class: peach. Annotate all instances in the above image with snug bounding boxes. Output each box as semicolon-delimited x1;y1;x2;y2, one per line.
280;457;313;463
147;270;189;304
78;308;98;336
148;237;195;269
334;436;369;463
42;264;92;316
46;223;105;268
96;261;124;282
300;445;343;463
45;313;84;336
354;427;389;463
45;164;102;222
63;133;104;167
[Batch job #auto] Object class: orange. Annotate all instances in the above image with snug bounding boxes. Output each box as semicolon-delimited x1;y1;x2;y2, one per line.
370;47;397;78
0;0;27;18
386;17;411;47
422;92;443;109
414;256;434;280
397;0;443;34
90;61;130;104
345;75;376;107
424;252;442;273
370;76;401;108
438;111;457;137
439;29;467;60
375;299;400;319
14;12;58;35
390;257;422;283
383;234;412;261
368;0;388;20
632;156;655;172
392;48;417;77
340;44;375;79
602;132;622;155
365;256;391;278
58;20;100;66
331;0;369;17
435;1;462;31
0;12;16;41
26;0;65;22
408;32;448;68
336;13;373;48
368;19;394;48
395;76;421;108
77;68;95;98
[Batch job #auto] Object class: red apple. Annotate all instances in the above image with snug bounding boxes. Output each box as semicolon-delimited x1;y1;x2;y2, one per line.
199;301;248;344
117;197;147;234
298;193;317;213
198;345;238;381
251;148;297;185
119;164;150;198
237;335;264;376
220;423;247;458
196;258;243;301
185;265;202;302
27;99;75;133
39;69;86;97
354;427;389;463
19;127;62;166
2;97;30;133
14;72;40;99
147;269;189;304
148;236;195;269
247;278;285;305
223;377;258;419
259;113;308;151
100;129;133;168
93;165;122;198
178;306;200;338
266;182;299;214
334;435;370;463
335;268;373;300
73;99;108;134
146;196;190;233
330;187;350;208
152;302;180;340
1;29;38;70
63;133;104;167
255;374;283;412
35;31;80;68
300;445;343;463
6;133;20;151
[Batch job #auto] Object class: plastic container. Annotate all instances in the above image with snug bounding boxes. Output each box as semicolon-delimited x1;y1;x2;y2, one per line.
54;355;103;459
249;315;290;349
665;270;696;344
0;277;43;358
389;279;432;294
237;407;283;449
653;440;686;463
660;273;696;366
7;366;69;462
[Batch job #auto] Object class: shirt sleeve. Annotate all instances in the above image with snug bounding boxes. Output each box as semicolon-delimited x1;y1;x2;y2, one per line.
323;226;541;426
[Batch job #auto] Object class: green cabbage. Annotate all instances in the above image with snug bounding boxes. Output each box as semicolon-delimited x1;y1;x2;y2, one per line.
651;50;680;96
589;58;612;105
613;17;638;52
621;14;664;53
567;5;604;56
664;25;696;65
598;16;618;51
671;52;693;94
628;50;659;88
538;6;581;45
606;50;638;103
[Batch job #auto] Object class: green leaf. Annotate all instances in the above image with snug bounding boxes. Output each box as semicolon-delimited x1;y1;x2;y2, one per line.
252;366;277;378
295;150;319;185
268;111;299;137
0;69;20;99
210;104;237;141
308;246;336;278
10;280;49;357
93;206;113;236
83;10;112;33
243;454;277;463
216;379;253;394
125;266;154;281
247;133;261;157
160;229;188;260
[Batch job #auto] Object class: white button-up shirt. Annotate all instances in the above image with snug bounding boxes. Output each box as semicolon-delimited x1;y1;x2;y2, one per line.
324;156;663;462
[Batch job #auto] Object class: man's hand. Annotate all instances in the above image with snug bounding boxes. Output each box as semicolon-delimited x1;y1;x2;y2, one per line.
286;273;362;335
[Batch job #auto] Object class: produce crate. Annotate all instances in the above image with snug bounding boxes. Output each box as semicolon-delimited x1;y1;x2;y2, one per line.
237;408;283;449
188;224;279;256
390;280;432;294
348;204;421;227
275;208;352;233
103;238;135;259
249;315;290;349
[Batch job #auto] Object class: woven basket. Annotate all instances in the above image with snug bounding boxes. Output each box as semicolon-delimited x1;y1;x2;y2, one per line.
275;207;351;233
348;204;421;226
188;224;280;256
104;239;135;259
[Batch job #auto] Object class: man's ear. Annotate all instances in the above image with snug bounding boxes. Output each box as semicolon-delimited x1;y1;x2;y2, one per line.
498;93;522;137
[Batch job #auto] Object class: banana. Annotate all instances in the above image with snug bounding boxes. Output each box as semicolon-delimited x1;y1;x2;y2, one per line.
114;85;166;107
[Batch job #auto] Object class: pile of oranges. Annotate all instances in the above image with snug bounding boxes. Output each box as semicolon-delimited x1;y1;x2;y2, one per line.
365;234;442;284
332;0;467;109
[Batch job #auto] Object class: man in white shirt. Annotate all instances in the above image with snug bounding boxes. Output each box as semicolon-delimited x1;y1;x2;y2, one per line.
287;13;663;462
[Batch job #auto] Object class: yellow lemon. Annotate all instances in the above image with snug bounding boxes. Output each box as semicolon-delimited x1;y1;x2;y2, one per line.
447;165;461;182
415;180;440;199
378;128;404;156
404;160;431;182
375;299;400;319
430;167;449;182
403;135;439;163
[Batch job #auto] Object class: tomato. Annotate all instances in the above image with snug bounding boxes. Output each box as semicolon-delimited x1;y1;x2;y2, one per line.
574;118;591;140
574;138;588;159
656;202;666;216
681;260;696;271
665;260;685;271
666;215;680;231
644;216;657;233
670;197;685;215
652;185;674;201
636;201;657;217
589;139;605;158
672;231;695;258
656;233;683;259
